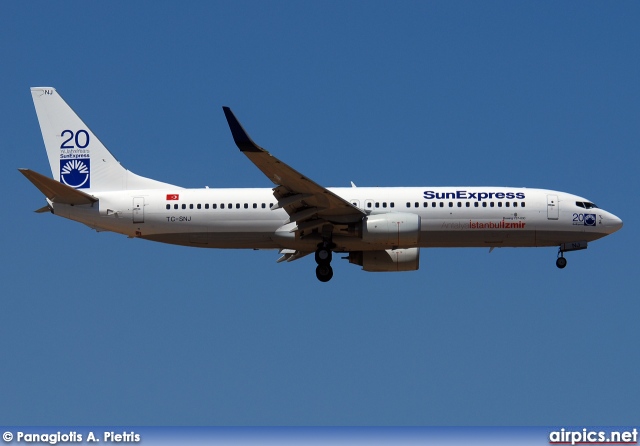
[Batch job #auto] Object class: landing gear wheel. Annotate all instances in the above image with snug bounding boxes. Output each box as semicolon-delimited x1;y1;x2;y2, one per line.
556;257;567;269
315;247;332;265
316;264;333;282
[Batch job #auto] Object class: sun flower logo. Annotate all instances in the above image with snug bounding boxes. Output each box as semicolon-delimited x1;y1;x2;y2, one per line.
60;158;90;188
584;214;596;227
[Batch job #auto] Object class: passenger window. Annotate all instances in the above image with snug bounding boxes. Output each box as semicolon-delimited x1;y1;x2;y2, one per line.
244;203;248;209
439;202;444;208
253;203;257;208
390;202;395;208
513;202;517;208
197;204;201;209
432;202;436;208
414;202;419;207
466;202;470;207
228;203;232;209
521;202;526;207
457;202;462;207
449;202;453;207
474;202;479;207
236;203;240;209
205;204;209;209
212;204;217;209
406;202;411;208
423;202;428;208
505;202;510;208
189;204;193;209
497;202;502;207
383;202;387;208
367;202;372;208
375;202;380;208
261;203;266;208
221;204;225;209
482;202;487;207
270;203;274;208
182;204;186;209
166;204;170;210
490;202;494;207
174;204;178;209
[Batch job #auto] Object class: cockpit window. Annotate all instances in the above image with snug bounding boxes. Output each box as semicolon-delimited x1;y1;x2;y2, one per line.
576;201;599;209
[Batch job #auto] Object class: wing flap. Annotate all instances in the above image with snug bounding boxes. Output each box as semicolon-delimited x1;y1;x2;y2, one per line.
19;168;98;205
277;249;311;263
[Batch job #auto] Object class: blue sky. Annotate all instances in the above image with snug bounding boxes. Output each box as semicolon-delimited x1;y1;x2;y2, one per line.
1;1;638;426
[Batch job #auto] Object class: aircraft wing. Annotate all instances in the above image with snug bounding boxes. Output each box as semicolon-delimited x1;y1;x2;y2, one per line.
223;107;365;231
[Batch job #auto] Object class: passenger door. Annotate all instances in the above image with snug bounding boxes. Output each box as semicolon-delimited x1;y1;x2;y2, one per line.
133;197;144;223
547;194;559;220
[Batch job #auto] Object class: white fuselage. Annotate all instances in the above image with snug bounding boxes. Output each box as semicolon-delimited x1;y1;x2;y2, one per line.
55;186;622;252
25;88;624;279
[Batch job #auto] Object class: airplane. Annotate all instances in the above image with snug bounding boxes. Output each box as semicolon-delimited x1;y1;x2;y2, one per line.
21;87;623;282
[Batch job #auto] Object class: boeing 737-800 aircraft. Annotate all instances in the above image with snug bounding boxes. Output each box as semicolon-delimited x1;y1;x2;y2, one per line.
21;87;622;282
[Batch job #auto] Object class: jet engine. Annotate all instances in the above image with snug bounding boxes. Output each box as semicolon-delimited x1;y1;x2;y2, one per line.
361;213;421;247
348;248;420;272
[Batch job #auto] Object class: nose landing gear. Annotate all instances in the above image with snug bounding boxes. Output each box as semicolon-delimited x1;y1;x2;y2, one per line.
556;241;588;269
556;252;567;269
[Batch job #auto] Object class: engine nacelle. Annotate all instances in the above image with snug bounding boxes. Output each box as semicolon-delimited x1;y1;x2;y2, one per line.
361;212;421;247
349;248;420;272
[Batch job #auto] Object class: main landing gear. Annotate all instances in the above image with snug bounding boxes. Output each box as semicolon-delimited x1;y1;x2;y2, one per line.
315;242;334;282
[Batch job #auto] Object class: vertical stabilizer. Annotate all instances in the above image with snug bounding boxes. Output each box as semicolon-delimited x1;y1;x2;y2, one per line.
31;87;178;192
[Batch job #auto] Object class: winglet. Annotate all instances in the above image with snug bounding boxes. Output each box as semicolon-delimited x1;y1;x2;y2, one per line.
19;168;98;205
222;107;264;153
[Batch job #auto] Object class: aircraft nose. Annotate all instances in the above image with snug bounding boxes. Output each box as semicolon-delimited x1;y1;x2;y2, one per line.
603;213;623;233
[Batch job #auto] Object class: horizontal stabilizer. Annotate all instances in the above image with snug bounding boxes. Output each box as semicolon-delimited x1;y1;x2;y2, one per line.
19;168;97;205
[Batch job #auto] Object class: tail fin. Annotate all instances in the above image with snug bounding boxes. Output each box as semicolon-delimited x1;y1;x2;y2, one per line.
30;87;179;192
